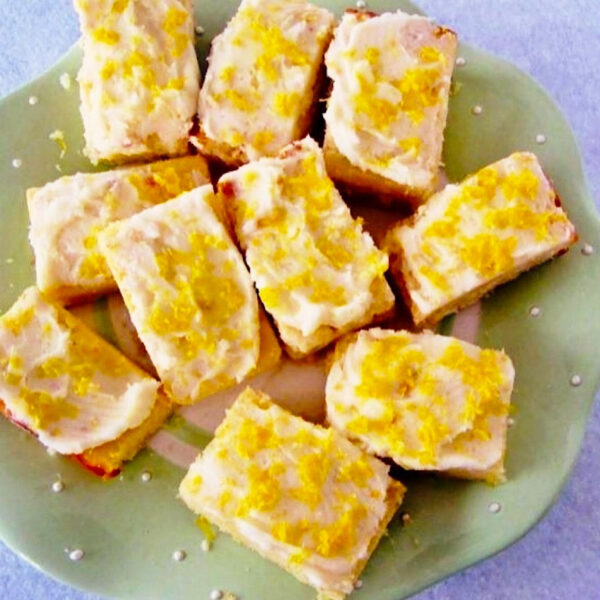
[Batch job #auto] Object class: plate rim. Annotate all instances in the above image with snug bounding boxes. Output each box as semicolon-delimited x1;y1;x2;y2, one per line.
0;24;599;600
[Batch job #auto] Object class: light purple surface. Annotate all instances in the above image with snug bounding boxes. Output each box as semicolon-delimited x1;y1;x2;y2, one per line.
0;1;598;599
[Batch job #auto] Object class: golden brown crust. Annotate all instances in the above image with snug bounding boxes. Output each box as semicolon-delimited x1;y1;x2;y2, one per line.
39;282;121;307
207;189;236;241
383;230;429;324
348;478;405;579
276;275;396;359
76;391;173;477
445;455;506;485
250;308;283;376
344;8;379;21
323;126;434;210
293;44;332;144
190;126;249;168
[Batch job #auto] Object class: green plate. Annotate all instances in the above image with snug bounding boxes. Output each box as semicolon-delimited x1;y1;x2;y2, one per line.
0;1;599;599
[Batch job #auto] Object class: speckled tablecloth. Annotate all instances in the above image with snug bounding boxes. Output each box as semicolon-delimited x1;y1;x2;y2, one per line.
0;1;598;599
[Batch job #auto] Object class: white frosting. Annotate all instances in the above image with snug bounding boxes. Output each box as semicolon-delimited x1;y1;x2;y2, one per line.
27;156;209;302
74;0;200;164
100;186;260;404
324;11;456;192
219;137;391;351
198;0;334;160
326;328;515;480
180;388;401;596
0;287;158;454
386;152;577;320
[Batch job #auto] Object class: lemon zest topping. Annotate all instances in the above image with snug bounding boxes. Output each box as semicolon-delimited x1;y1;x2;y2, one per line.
501;168;539;201
419;265;450;292
163;7;190;57
419;45;445;64
237;8;310;81
18;388;79;431
195;515;216;544
460;234;517;278
111;0;129;14
333;331;510;467
273;91;301;117
92;28;120;45
400;137;422;155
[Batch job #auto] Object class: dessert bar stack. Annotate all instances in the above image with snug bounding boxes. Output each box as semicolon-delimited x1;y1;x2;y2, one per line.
0;1;579;597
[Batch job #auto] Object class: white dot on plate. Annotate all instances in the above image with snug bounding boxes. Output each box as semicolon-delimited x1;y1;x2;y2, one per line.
570;374;582;387
488;502;502;514
472;105;483;116
210;591;224;600
582;243;594;256
529;306;541;318
507;417;515;428
28;96;38;105
535;134;547;144
68;548;84;561
456;56;466;67
51;480;65;493
356;0;366;8
12;158;22;168
195;25;205;35
59;73;72;90
354;580;364;589
201;539;210;552
172;549;186;562
141;471;152;482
